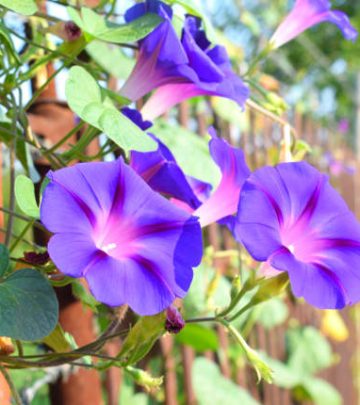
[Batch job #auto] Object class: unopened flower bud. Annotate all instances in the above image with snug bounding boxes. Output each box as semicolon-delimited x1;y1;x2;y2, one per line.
64;21;82;42
165;306;185;334
23;251;50;266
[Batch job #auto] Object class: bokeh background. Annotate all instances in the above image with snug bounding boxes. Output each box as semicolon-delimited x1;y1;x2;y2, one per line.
2;1;360;404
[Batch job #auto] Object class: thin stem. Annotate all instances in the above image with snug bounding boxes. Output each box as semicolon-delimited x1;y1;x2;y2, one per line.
216;286;248;319
34;11;62;23
24;65;65;111
185;317;216;324
43;121;85;155
15;340;23;357
246;99;296;136
0;228;38;249
0;364;22;405
227;302;253;322
4;93;20;247
9;220;34;253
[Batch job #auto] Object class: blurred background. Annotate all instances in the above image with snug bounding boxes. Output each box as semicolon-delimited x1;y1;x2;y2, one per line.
2;0;360;404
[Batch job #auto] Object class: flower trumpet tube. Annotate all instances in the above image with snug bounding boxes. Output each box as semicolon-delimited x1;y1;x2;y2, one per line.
129;121;250;228
193;128;251;228
40;159;202;316
270;0;358;49
235;162;360;309
120;0;249;120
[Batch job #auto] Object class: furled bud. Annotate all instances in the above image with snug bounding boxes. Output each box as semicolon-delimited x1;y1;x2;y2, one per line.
165;306;185;334
64;21;82;42
23;251;50;266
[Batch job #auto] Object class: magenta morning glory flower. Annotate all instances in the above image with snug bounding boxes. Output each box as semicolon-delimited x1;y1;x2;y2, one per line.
40;159;202;316
235;161;360;309
270;0;358;49
120;0;249;120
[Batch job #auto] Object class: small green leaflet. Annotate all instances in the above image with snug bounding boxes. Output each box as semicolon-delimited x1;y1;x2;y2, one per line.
118;312;166;365
67;6;162;44
65;66;157;154
15;174;40;218
0;0;37;15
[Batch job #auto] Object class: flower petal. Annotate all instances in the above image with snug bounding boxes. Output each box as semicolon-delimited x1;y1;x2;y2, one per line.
48;233;99;277
40;177;94;234
235;180;283;260
271;0;357;48
194;129;250;227
85;254;176;315
131;137;203;209
315;246;360;305
270;249;346;309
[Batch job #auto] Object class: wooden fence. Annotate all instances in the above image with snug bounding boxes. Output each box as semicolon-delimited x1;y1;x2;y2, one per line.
1;2;359;403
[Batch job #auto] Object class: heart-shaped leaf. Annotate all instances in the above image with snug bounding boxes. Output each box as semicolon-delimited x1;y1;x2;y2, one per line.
68;7;162;44
66;66;157;154
0;269;58;340
15;174;40;218
0;0;37;15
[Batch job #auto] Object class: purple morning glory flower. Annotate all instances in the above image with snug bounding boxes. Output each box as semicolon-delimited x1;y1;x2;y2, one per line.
235;161;360;309
270;0;358;49
120;0;249;120
40;159;202;316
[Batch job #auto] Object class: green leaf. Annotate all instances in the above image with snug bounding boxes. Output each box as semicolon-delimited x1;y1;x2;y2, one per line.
183;264;231;318
120;375;150;405
66;66;157;153
72;281;100;312
0;22;21;65
65;67;102;126
86;41;135;79
0;244;9;278
302;377;341;405
287;326;334;376
99;108;154;153
192;358;260;405
0;122;28;171
15;174;40;218
257;298;288;329
68;6;162;44
0;269;58;340
175;324;219;352
118;312;166;366
0;0;37;15
259;355;302;389
152;120;220;187
42;324;71;353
